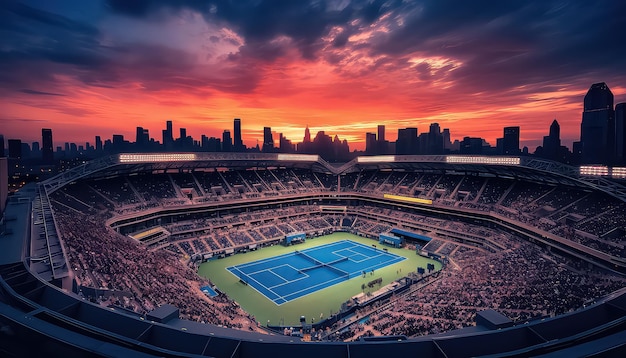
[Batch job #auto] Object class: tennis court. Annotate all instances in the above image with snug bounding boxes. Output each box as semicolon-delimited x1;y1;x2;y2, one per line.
226;240;405;305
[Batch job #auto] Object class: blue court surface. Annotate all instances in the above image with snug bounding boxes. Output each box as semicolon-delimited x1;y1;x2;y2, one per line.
226;240;406;305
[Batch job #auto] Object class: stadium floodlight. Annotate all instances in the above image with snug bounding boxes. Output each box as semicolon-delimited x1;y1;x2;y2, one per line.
445;156;520;165
357;155;396;163
611;167;626;178
119;153;197;163
580;165;609;176
276;154;319;161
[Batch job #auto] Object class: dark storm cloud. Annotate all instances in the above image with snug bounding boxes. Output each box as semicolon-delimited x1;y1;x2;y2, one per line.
3;0;625;99
0;1;261;94
365;0;626;92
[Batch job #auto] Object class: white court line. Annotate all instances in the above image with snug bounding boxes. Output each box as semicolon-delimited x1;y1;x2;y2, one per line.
229;240;406;305
226;266;294;305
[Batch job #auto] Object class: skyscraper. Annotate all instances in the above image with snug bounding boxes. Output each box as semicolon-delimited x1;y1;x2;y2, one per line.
95;136;103;152
163;120;174;150
396;128;418;155
365;132;377;154
233;118;243;151
8;139;21;159
616;103;626;165
503;126;520;155
580;82;614;164
262;127;274;152
427;123;444;154
542;120;561;161
41;128;53;163
377;125;385;142
222;130;232;152
136;127;149;149
0;134;5;157
303;125;311;143
0;157;7;215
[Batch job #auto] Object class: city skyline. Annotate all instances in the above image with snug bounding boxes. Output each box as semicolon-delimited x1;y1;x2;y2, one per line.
1;1;626;150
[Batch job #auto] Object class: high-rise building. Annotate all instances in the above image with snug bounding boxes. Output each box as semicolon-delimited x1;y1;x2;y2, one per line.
179;128;186;141
396;128;418;155
427;123;444;154
542;120;561;161
7;139;21;159
95;136;102;152
616;103;626;165
580;82;614;164
460;137;484;154
136;127;149;149
365;132;377;154
222;130;232;152
503;126;520;155
0;134;5;157
303;125;311;143
262;127;274;152
41;128;53;163
377;125;385;142
163;120;174;150
0;157;7;215
233;118;243;151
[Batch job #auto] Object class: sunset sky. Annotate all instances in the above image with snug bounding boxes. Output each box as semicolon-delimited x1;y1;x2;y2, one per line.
1;0;626;151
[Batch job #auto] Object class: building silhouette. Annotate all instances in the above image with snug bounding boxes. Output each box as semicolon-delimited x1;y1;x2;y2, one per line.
163;120;174;150
0;134;4;157
233;118;244;152
503;126;520;155
41;129;54;164
222;130;232;152
262;127;274;152
396;128;418;155
580;82;614;164
615;103;626;165
7;139;21;159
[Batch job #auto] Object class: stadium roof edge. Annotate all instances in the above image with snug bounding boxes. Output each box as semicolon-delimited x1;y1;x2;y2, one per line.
40;153;626;202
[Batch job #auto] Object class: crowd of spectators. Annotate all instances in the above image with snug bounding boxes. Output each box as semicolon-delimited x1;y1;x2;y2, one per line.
52;205;259;330
48;167;626;340
337;235;626;340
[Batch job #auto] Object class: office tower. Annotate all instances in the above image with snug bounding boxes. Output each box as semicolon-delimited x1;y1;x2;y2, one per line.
163;120;174;150
304;125;311;143
262;127;274;152
377;125;385;142
95;136;102;152
233;118;243;151
542;120;561;161
0;134;4;157
7;139;21;159
32;142;40;156
442;128;452;150
427;123;444;154
365;132;377;154
180;128;186;141
136;127;149;149
396;128;418;155
222;130;232;152
616;103;626;165
0;157;7;215
503;126;520;155
41;128;53;163
460;137;484;154
580;82;614;164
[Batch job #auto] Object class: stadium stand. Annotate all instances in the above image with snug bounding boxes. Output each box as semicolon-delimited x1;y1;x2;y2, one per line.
2;153;626;357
